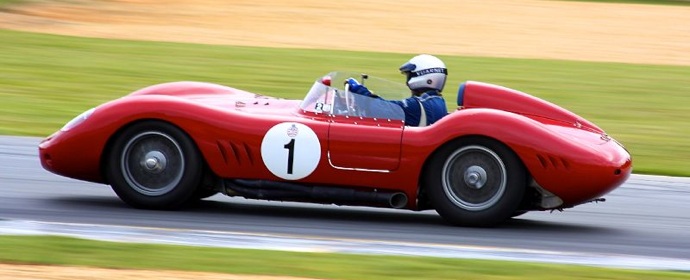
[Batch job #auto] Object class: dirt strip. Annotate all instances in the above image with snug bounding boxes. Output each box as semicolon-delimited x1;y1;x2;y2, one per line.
0;0;689;65
0;263;321;280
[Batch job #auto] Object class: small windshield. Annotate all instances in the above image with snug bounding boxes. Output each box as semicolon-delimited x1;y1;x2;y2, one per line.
300;72;407;121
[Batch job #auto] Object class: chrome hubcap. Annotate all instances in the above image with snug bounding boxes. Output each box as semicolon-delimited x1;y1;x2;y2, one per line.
142;151;167;173
464;165;487;189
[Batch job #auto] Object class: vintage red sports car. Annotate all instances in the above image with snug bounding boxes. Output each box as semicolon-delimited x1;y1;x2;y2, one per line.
39;72;632;226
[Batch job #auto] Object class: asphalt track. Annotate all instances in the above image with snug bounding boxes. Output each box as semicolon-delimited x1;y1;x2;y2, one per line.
2;136;689;262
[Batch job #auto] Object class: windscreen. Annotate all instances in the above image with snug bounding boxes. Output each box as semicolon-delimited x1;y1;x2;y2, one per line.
300;72;407;121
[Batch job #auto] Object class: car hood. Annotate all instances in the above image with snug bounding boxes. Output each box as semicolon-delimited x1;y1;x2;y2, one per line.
127;81;301;116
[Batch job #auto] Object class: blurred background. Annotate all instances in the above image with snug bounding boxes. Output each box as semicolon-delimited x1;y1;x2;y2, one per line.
0;0;689;176
1;1;690;279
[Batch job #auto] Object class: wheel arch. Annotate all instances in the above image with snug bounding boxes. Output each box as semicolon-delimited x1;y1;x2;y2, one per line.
99;118;216;185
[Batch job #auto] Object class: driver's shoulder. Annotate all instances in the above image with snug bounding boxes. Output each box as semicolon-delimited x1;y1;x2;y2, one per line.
417;91;443;102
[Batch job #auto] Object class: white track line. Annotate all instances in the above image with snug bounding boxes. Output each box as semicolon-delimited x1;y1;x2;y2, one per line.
1;220;689;271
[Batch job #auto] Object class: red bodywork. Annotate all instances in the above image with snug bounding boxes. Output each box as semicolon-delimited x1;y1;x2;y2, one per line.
39;80;631;210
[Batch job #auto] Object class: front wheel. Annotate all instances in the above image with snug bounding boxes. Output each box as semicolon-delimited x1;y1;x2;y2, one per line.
425;138;526;227
106;121;203;209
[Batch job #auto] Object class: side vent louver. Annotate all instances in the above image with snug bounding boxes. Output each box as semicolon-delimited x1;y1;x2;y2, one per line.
536;154;571;170
216;140;253;166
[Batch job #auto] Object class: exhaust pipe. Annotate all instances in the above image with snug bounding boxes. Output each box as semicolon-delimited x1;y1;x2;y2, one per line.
223;179;408;209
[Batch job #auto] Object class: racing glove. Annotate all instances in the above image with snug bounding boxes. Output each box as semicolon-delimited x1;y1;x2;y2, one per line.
345;78;373;96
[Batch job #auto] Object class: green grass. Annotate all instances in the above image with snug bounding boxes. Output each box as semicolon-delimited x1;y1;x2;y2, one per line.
560;0;690;5
1;29;689;176
0;235;687;280
0;0;26;7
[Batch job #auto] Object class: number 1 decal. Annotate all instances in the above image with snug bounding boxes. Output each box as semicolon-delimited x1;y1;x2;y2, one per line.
283;138;295;174
260;122;321;180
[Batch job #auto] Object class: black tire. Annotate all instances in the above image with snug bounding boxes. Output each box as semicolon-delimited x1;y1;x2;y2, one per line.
425;138;526;227
106;121;203;209
192;187;219;200
190;167;219;201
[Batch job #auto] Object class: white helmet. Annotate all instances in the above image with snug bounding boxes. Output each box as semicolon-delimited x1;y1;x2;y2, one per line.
399;54;447;93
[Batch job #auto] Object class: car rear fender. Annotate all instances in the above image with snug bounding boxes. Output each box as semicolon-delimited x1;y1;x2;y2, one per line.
412;109;629;206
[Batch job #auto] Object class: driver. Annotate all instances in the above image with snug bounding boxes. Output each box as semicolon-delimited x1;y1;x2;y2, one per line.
345;54;448;126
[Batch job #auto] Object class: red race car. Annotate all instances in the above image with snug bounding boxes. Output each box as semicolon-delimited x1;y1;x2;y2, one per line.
39;72;632;226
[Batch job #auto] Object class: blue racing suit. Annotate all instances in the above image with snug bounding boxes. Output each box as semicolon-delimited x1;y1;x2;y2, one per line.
387;91;447;126
346;78;448;126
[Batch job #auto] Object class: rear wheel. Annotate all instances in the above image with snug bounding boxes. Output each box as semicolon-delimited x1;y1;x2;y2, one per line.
106;121;203;209
425;138;526;227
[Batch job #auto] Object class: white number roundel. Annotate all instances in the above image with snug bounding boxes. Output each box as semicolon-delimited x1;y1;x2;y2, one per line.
260;122;321;180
